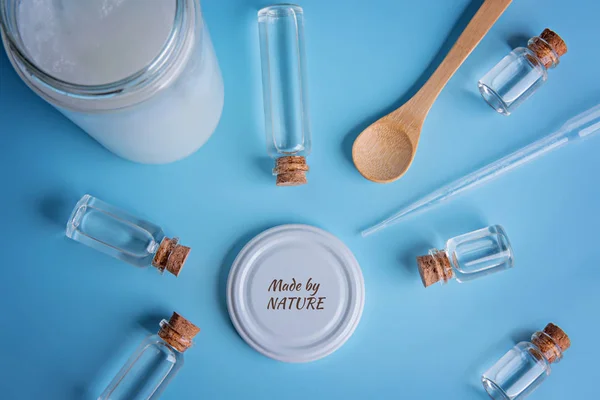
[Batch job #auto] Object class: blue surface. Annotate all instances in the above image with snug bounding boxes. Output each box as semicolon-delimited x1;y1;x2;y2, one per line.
1;0;598;399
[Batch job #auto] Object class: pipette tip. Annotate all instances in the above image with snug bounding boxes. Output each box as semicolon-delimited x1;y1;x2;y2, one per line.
360;224;384;238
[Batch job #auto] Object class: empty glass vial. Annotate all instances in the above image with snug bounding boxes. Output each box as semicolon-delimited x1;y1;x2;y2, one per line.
98;312;200;400
416;225;514;287
66;194;190;276
478;29;567;115
258;4;312;186
482;323;571;400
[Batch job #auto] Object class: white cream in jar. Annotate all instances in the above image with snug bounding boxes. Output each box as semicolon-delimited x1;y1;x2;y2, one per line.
2;0;224;164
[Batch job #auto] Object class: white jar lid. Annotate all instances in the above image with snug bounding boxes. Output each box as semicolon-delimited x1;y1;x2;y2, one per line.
227;225;365;363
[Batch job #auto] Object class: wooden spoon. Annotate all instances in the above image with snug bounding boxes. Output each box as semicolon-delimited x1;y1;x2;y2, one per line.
352;0;512;183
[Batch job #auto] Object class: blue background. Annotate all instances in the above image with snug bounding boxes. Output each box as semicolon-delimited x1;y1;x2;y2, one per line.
1;0;598;399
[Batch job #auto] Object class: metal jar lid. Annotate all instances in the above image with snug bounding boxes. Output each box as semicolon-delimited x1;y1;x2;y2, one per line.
227;225;365;363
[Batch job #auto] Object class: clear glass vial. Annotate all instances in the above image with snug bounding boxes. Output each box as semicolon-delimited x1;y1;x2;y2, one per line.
478;29;567;115
98;312;200;400
66;194;190;276
482;323;571;400
258;4;312;186
416;225;514;287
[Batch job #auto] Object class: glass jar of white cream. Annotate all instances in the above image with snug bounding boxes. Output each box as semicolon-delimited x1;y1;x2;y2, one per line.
0;0;224;164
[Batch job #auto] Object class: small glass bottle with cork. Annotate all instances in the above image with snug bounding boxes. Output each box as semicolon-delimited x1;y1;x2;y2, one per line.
258;4;312;186
66;194;191;277
417;225;514;287
98;312;200;400
482;323;570;400
478;28;567;115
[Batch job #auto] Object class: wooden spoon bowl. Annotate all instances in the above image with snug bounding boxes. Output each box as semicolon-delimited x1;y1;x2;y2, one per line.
353;0;512;183
353;117;420;183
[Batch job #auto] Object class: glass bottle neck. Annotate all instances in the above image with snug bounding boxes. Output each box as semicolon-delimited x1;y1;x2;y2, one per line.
158;319;194;353
151;237;173;269
526;36;560;70
428;249;455;285
150;237;189;277
157;334;186;354
531;331;563;364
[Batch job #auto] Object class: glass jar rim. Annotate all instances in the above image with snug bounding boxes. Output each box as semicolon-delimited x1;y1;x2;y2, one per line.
0;0;192;101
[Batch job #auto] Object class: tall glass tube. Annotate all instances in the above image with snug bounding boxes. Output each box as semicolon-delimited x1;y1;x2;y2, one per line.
258;4;312;186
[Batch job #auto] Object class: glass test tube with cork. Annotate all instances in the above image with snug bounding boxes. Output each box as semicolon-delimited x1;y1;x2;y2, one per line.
258;4;312;186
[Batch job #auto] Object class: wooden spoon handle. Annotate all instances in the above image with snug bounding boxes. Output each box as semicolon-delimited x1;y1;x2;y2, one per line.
410;0;512;112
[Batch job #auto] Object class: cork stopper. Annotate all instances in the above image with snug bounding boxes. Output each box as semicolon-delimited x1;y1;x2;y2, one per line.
158;312;201;352
532;323;570;363
416;250;454;287
540;29;567;57
528;28;567;69
152;237;191;277
274;156;309;186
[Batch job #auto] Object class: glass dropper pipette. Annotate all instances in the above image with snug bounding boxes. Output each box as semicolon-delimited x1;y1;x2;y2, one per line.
362;103;600;237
